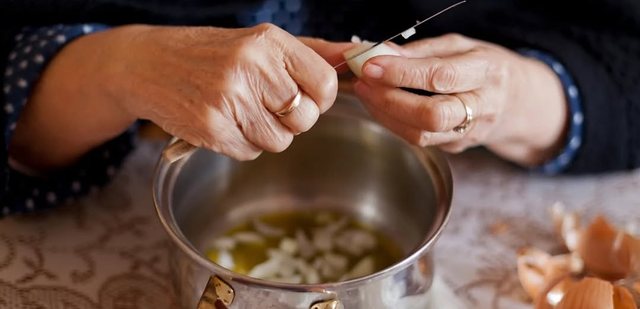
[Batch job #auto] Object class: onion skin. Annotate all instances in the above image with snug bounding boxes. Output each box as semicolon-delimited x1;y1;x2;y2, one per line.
555;277;614;309
578;216;635;281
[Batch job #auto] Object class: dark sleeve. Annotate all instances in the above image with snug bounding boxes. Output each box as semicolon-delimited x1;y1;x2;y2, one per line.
510;28;639;174
1;25;135;217
483;1;640;174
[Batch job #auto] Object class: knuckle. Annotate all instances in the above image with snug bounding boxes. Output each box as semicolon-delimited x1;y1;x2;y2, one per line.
380;91;400;113
396;65;425;87
442;143;467;154
232;38;258;61
270;132;293;153
419;131;432;147
236;150;262;161
254;23;279;35
317;69;338;111
468;135;482;145
431;61;457;92
301;107;320;132
419;102;450;132
396;68;410;85
442;33;467;44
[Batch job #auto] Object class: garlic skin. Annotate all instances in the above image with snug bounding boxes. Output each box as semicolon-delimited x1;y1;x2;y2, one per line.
343;43;400;78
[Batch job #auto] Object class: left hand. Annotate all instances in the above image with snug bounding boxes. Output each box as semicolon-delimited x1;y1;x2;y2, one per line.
353;34;569;166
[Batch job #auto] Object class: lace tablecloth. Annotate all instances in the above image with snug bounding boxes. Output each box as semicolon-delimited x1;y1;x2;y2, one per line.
1;141;639;309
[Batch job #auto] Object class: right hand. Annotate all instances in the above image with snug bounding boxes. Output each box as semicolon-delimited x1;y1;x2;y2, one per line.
95;24;339;160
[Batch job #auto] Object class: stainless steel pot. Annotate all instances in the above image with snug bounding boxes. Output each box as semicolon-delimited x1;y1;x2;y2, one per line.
153;93;453;309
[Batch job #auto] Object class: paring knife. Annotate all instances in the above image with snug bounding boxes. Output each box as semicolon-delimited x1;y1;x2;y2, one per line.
333;0;467;69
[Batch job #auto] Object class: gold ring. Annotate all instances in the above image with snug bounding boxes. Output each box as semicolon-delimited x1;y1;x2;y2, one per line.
453;99;473;134
275;90;301;117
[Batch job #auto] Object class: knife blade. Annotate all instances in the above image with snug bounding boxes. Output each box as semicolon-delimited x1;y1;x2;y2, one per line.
333;0;467;69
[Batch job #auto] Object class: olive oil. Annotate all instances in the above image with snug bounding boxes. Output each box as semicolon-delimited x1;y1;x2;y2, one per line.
206;210;404;283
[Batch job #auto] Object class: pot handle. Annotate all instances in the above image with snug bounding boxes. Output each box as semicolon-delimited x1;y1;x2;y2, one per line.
197;276;235;309
310;299;343;309
162;139;196;164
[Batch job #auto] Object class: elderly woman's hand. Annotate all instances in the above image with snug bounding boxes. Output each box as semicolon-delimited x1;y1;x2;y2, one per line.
354;34;569;166
11;24;345;169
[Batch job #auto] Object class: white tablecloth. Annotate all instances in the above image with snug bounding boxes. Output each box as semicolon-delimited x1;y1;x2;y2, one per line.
1;141;639;308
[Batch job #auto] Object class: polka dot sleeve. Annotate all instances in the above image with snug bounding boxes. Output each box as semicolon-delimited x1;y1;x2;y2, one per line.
1;24;136;217
519;49;584;175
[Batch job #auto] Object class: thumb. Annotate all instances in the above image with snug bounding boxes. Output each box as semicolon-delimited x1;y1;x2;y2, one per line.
298;37;355;73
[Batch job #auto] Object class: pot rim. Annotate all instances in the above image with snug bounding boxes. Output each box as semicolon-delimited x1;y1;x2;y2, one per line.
152;97;454;291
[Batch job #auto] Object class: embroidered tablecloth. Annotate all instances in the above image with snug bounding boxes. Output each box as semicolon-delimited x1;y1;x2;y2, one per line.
1;140;639;309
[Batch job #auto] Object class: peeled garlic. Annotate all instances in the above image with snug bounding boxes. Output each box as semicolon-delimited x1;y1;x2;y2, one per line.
343;43;400;78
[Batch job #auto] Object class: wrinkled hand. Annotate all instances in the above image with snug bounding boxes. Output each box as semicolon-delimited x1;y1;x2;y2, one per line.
102;24;339;160
354;34;568;166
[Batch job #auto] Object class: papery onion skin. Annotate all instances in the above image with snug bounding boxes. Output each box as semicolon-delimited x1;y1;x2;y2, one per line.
613;285;637;309
578;216;634;281
555;277;614;309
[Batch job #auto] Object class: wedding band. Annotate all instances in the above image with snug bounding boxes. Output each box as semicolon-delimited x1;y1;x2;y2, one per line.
453;99;474;134
275;90;301;117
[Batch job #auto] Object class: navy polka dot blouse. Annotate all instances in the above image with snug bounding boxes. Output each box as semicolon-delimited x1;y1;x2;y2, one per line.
2;24;135;217
1;16;584;217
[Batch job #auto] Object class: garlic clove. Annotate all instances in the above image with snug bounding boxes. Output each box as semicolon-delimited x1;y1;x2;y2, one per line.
555;277;614;309
578;216;634;280
613;285;637;309
343;43;401;78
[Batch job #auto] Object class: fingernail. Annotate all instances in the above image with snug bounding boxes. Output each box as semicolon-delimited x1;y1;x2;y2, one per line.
354;81;371;95
363;63;384;79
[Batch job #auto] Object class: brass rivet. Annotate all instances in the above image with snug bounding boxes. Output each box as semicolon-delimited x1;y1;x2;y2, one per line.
310;299;341;309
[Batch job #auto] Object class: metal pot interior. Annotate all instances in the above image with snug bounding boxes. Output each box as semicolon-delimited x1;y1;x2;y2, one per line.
164;95;452;276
